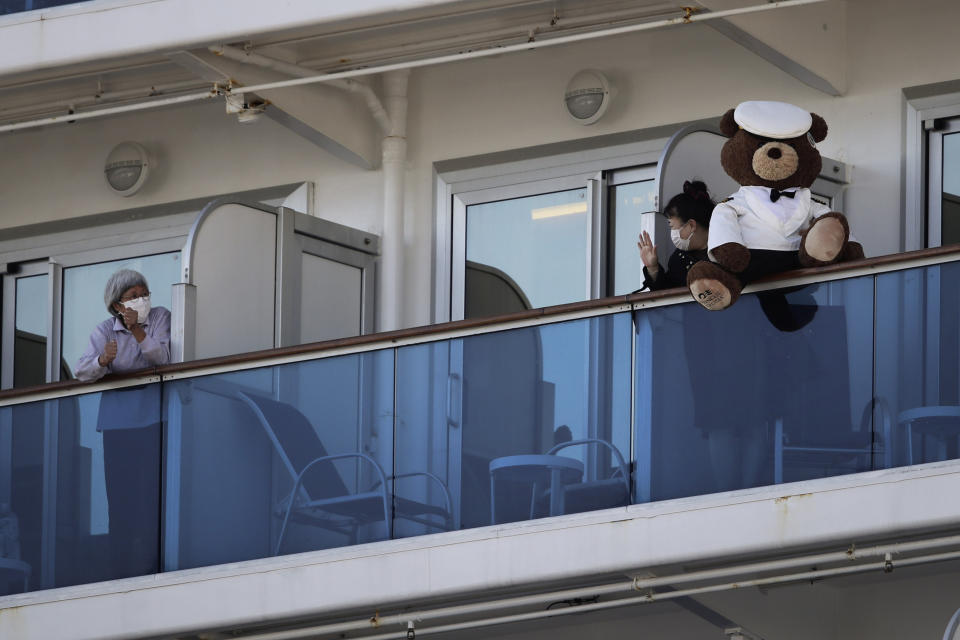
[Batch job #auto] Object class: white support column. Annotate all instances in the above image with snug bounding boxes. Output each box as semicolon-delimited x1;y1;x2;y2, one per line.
378;69;410;332
170;283;197;363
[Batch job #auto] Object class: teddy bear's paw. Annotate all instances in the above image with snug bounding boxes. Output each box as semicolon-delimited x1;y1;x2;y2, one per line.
690;279;732;310
711;242;751;273
799;213;850;266
687;262;742;311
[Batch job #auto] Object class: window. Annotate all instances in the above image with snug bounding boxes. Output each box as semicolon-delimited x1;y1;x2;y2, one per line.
1;249;183;390
927;116;960;247
902;81;960;250
6;267;49;389
460;184;593;319
608;170;658;296
452;172;658;320
437;130;666;322
0;182;315;388
60;252;182;380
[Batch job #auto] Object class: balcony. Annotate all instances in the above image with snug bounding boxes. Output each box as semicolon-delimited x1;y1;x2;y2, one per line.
0;245;958;599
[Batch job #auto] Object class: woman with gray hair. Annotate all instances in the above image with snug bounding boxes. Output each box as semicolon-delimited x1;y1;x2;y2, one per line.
75;268;170;380
75;268;169;579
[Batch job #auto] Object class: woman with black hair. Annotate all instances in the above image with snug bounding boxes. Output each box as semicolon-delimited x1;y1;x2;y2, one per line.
636;181;771;493
637;179;715;292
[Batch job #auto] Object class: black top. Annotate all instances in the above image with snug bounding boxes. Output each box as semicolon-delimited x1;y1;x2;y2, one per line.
641;249;709;291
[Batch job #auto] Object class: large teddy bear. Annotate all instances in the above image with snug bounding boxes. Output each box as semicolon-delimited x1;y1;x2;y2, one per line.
686;100;864;311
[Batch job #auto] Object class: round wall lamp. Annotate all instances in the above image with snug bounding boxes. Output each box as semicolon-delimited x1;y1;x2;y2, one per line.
104;142;150;196
564;70;612;125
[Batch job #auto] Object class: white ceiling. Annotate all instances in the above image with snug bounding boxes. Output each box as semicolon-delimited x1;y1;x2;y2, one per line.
0;0;691;123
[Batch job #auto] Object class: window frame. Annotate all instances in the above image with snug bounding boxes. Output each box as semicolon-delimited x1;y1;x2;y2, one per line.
903;80;960;251
451;173;602;319
1;261;53;389
434;128;670;323
0;183;308;388
926;116;960;248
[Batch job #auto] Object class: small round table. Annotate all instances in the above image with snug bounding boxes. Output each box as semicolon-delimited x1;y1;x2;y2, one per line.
489;454;584;524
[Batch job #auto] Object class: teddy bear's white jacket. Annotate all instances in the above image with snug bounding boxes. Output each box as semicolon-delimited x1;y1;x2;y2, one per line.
706;186;853;260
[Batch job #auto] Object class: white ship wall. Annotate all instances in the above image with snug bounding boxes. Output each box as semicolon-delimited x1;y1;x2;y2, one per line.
0;1;957;333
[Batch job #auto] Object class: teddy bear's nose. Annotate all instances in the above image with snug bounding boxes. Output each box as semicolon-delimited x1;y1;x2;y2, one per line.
767;147;783;160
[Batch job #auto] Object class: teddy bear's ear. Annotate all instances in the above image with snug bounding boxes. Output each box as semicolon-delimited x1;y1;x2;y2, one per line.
809;113;828;143
719;108;738;137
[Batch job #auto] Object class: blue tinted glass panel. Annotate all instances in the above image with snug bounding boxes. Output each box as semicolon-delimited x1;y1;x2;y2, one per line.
0;384;161;596
5;257;960;595
163;349;395;570
635;278;875;502
876;262;960;466
396;313;632;531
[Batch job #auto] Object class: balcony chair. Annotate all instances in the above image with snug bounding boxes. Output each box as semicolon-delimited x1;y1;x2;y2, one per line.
540;439;631;516
770;304;893;483
899;405;960;465
774;396;893;484
237;392;453;555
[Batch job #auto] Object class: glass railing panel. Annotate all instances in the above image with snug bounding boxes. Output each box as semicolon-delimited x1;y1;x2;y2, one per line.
0;384;161;596
395;313;633;531
162;348;394;571
635;276;876;502
2;252;959;596
0;0;84;17
875;261;960;467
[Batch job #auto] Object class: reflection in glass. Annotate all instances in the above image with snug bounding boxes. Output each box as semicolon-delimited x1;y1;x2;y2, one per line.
0;385;161;596
876;262;960;466
610;180;657;295
943;132;960;245
636;278;874;502
397;314;632;530
14;275;48;389
465;188;589;317
163;349;401;570
2;256;960;595
61;253;181;380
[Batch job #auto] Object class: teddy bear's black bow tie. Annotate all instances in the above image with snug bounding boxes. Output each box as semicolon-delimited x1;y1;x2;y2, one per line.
769;188;797;203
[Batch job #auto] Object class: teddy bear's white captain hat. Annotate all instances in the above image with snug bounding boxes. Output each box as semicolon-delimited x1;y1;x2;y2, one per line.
733;100;812;139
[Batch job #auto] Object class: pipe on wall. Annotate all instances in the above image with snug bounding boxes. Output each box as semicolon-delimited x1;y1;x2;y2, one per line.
378;69;410;332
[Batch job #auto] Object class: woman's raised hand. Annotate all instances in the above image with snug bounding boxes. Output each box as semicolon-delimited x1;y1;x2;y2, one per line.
637;231;659;273
120;307;140;330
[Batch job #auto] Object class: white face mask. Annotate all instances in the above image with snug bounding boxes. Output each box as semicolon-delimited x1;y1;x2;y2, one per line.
671;227;692;251
122;295;151;324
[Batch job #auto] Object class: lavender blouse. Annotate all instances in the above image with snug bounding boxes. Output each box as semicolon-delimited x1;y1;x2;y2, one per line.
74;306;171;382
